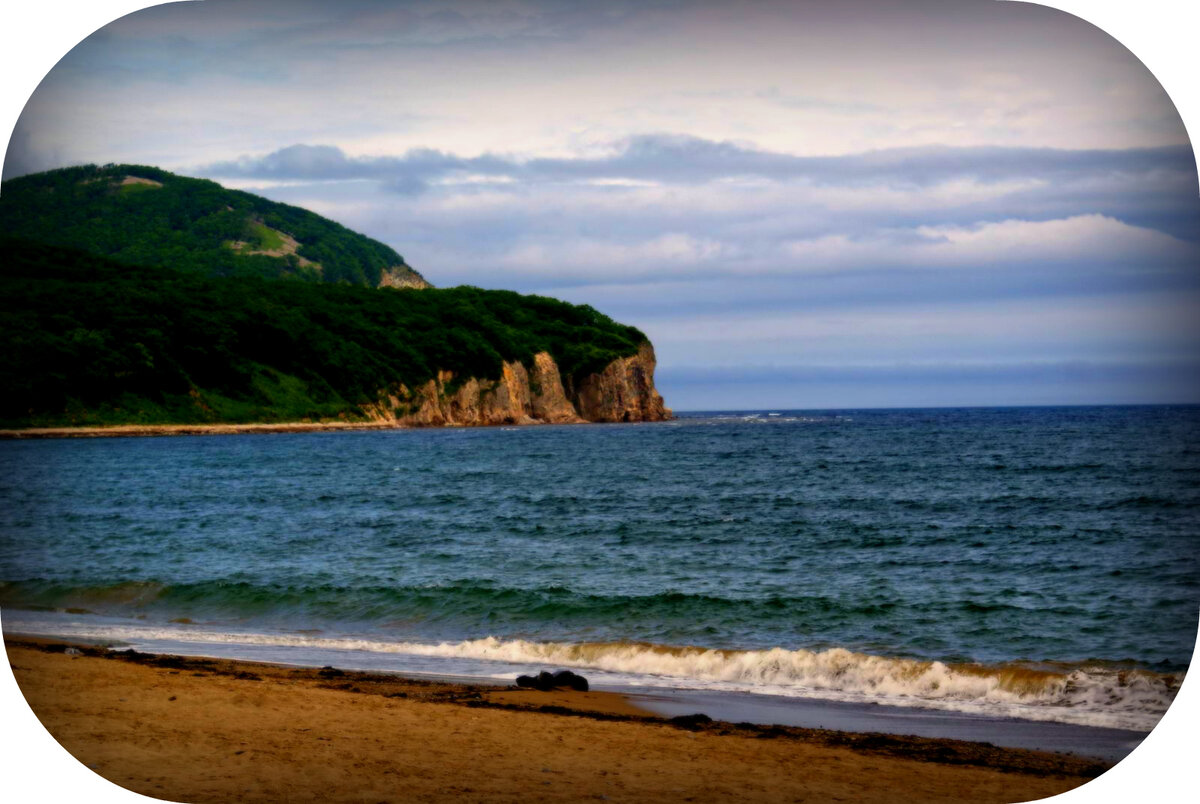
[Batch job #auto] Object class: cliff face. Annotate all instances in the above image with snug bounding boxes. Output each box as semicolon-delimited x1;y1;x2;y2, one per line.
573;342;671;423
364;344;671;427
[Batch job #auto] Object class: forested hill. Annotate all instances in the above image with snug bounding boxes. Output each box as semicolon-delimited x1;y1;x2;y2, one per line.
0;238;648;428
0;164;428;289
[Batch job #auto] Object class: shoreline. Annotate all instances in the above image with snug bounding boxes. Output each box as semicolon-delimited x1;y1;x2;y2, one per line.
4;637;1107;802
0;418;600;440
0;414;678;440
0;420;421;440
1;609;1172;739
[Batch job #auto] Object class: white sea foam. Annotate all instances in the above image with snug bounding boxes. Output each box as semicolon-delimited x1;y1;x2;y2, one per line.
4;614;1180;732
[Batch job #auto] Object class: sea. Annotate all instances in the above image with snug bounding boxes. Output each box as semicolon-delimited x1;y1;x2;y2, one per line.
2;406;1197;747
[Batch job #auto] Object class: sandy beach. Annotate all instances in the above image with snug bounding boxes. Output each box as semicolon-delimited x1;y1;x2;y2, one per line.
4;638;1106;803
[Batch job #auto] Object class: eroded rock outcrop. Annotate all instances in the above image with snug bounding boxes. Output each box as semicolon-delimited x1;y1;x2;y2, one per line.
378;265;432;289
573;342;671;423
362;344;670;427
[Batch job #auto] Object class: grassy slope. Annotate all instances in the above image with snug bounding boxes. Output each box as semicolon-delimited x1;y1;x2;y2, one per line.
0;164;425;288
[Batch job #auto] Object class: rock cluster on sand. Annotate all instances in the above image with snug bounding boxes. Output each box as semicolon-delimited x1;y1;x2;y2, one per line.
516;669;589;692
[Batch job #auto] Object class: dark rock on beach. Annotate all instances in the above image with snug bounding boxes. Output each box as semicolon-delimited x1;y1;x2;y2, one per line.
669;713;713;730
515;669;589;692
553;669;589;691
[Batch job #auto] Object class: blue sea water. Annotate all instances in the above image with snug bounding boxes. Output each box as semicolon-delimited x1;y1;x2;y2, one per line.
1;406;1197;731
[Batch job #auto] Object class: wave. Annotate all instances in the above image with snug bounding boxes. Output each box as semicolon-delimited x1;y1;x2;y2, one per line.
421;638;1181;731
1;611;1180;732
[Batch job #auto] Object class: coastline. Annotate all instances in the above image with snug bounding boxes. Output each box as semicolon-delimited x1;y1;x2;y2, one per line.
0;418;605;440
5;637;1105;803
0;411;674;440
0;344;671;440
1;606;1174;738
0;420;421;440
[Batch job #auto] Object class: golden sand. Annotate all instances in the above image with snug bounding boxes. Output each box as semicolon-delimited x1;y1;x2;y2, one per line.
4;638;1105;803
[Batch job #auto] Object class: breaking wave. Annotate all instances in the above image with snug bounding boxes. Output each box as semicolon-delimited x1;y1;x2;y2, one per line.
2;613;1181;732
412;637;1182;731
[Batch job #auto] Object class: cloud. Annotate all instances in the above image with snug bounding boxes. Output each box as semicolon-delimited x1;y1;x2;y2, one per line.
913;214;1193;265
499;233;727;273
16;0;1191;183
223;135;1198;325
199;136;1197;193
204;143;516;195
780;214;1197;273
196;137;1200;282
451;214;1197;287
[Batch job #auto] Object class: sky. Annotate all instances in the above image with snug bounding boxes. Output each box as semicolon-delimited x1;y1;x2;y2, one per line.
4;0;1200;410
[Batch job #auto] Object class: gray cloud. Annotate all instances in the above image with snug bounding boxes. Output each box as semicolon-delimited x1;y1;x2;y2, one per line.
198;136;1200;248
224;134;1200;297
201;136;1197;191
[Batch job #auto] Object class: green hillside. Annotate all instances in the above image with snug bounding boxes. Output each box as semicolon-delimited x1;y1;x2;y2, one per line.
0;164;428;288
0;238;646;427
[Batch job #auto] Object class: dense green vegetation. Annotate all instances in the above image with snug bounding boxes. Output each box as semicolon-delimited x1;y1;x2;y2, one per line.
0;164;426;287
0;239;646;427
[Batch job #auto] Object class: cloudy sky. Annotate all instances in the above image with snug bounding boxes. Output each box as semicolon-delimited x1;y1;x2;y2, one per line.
4;0;1199;409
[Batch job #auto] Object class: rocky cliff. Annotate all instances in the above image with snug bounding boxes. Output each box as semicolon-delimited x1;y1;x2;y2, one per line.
573;342;671;423
378;265;432;290
364;344;671;427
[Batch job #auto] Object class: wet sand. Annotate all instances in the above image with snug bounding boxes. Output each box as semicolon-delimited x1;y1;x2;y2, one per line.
630;687;1146;762
4;638;1106;803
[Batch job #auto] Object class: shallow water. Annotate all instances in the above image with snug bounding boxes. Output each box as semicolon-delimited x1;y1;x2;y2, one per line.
2;406;1197;731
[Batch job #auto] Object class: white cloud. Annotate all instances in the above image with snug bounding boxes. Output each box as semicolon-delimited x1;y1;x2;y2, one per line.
914;214;1193;264
499;233;728;275
781;215;1198;273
